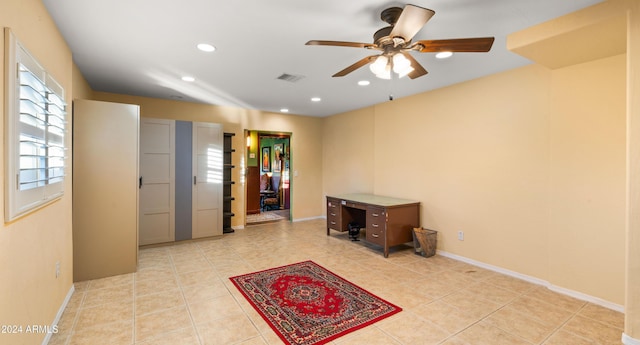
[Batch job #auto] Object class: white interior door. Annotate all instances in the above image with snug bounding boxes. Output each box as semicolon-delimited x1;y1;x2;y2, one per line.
192;122;223;238
139;118;175;245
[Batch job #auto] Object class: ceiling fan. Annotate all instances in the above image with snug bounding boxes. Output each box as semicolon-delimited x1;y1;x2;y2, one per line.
306;4;495;80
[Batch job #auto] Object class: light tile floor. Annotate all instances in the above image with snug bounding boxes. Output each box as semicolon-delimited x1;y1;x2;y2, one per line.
49;219;624;345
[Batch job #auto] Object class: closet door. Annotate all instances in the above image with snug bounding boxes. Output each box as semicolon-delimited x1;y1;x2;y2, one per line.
72;100;139;281
192;122;223;238
139;118;175;245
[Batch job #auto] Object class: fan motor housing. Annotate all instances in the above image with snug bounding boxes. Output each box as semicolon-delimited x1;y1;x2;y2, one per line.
373;26;394;47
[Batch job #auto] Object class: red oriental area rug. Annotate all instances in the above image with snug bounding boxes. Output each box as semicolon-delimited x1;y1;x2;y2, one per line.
229;260;402;345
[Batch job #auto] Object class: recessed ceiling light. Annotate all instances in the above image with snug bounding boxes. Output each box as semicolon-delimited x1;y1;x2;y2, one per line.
280;108;289;113
358;80;370;86
435;51;453;59
311;97;321;102
197;43;216;52
181;76;195;82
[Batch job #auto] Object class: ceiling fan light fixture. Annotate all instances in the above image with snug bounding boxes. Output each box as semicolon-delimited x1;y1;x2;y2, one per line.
392;54;411;72
369;55;389;76
375;66;392;80
436;51;453;59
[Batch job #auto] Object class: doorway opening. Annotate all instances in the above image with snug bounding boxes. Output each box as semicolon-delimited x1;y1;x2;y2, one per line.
245;130;291;225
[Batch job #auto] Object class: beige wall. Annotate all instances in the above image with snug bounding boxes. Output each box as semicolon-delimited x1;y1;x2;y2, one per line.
322;107;376;196
323;55;627;305
626;1;640;339
0;1;74;344
72;63;94;100
378;64;553;279
549;54;627;304
92;92;325;223
326;64;553;279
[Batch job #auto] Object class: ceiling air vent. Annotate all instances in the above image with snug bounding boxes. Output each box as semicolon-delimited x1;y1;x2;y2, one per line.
276;73;305;83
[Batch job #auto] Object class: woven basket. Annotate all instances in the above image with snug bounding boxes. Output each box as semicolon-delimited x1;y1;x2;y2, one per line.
412;227;437;257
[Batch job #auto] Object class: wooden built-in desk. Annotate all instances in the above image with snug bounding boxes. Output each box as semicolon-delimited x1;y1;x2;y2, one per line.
326;193;420;257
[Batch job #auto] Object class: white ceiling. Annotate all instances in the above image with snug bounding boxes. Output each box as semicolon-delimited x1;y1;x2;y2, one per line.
43;0;603;117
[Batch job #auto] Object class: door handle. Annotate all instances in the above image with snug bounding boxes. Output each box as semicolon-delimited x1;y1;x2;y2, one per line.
139;176;142;189
194;176;197;185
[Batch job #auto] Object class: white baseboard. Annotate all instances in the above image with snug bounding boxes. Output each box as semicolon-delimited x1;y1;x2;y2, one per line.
293;216;325;222
623;333;640;345
548;284;623;313
42;284;74;345
437;250;624;312
437;250;548;286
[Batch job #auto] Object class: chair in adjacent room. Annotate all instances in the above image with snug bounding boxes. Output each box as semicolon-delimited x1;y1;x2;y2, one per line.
262;175;281;211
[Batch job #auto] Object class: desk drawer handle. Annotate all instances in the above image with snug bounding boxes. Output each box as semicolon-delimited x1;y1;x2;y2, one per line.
371;223;379;228
330;213;336;216
371;233;379;238
330;221;336;225
372;213;379;217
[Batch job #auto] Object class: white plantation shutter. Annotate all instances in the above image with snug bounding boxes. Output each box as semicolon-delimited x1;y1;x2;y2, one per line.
5;29;67;221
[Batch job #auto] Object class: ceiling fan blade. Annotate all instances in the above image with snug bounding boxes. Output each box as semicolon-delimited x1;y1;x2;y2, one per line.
416;37;495;53
401;52;428;79
306;40;376;49
389;4;435;41
332;56;377;77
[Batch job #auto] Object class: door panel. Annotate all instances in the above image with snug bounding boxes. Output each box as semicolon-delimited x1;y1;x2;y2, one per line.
192;122;223;238
175;121;193;241
72;100;139;281
139;118;175;245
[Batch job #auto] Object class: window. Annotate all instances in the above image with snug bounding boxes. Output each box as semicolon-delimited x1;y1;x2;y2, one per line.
4;29;67;221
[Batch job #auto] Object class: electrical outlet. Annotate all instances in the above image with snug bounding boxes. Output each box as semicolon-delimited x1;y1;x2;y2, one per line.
457;231;464;241
55;261;60;278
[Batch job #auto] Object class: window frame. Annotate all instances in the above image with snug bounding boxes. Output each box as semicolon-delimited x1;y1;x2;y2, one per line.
4;28;67;221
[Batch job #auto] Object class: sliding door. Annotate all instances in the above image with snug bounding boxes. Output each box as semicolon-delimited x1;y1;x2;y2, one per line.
192;122;223;238
139;118;175;245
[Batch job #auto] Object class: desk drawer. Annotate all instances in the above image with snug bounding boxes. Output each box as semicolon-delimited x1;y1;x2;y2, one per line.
327;198;341;230
344;201;366;210
366;207;385;245
366;226;384;245
327;213;340;229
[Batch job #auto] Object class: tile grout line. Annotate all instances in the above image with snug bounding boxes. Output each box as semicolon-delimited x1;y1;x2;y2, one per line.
172;245;205;345
537;303;590;345
198;240;271;344
430;271;537;345
132;270;136;345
